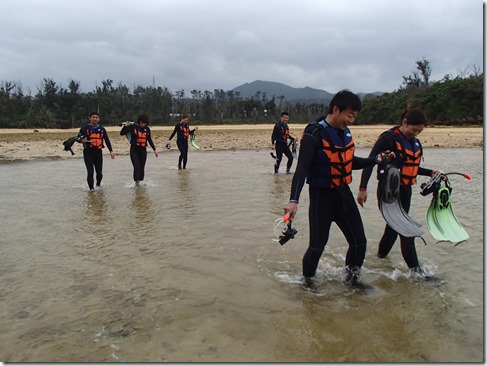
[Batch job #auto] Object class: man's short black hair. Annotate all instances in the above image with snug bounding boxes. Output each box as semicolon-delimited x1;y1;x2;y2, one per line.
329;90;361;113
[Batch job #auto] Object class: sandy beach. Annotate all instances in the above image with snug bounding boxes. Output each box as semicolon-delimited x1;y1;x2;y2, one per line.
0;124;483;160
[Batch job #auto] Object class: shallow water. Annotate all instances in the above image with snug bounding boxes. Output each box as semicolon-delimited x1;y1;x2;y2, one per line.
0;148;483;362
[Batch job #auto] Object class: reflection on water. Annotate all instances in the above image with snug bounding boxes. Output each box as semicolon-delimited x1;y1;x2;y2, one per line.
84;188;108;217
0;148;483;362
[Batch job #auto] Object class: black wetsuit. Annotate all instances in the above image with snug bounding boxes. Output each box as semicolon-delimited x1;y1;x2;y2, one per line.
271;121;293;172
78;124;113;190
120;124;157;182
289;121;377;277
359;128;432;268
169;122;194;169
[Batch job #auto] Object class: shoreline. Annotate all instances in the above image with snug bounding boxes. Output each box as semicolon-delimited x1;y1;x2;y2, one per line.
0;125;483;161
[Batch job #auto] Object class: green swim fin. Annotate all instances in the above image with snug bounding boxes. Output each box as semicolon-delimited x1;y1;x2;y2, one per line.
190;130;200;150
377;164;423;237
426;181;469;244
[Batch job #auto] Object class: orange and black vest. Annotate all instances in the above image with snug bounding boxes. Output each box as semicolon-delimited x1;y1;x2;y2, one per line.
177;122;190;140
134;126;148;147
307;121;355;189
275;123;290;143
83;125;104;149
384;127;422;186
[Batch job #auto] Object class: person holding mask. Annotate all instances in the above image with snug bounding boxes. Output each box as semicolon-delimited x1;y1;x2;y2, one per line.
271;111;295;173
78;112;115;190
282;90;393;286
357;106;442;280
167;114;198;170
120;114;158;186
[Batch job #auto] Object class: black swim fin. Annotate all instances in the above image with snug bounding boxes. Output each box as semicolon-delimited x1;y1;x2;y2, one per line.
291;140;297;159
63;136;82;155
377;164;423;237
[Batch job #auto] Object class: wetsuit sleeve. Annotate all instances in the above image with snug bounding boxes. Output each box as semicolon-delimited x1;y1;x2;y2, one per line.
352;155;377;170
102;128;113;152
147;128;156;150
78;126;88;139
271;123;279;144
288;126;320;203
418;166;433;177
358;133;395;189
120;125;134;136
169;124;178;140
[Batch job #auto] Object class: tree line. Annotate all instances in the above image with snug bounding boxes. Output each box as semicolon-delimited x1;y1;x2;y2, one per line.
0;59;482;128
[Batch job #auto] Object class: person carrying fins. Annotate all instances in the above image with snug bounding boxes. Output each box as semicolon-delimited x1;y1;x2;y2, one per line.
357;105;444;281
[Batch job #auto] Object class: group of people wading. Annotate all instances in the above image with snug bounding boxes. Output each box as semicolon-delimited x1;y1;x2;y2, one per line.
77;112;196;190
77;89;442;289
275;90;442;288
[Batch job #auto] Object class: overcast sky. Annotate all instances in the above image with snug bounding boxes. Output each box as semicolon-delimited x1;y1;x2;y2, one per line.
0;0;483;95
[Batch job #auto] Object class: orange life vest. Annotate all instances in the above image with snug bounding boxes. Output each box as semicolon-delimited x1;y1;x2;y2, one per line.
134;127;148;147
307;121;355;188
84;125;104;149
279;124;290;142
181;124;190;139
388;127;422;186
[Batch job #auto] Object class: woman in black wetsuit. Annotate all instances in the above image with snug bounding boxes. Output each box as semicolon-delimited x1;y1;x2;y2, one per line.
357;106;442;280
120;114;158;186
167;114;197;170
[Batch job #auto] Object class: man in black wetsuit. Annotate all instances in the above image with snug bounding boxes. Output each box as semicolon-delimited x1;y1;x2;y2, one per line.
271;111;294;173
78;112;115;190
282;90;392;286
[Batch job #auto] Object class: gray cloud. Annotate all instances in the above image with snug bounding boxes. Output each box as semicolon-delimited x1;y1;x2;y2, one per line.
0;0;482;95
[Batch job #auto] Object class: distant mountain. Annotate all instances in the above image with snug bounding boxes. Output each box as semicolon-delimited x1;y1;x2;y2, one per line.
232;80;382;103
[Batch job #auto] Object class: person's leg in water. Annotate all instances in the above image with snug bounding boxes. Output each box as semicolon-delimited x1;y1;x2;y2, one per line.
302;186;335;279
395;186;420;268
93;149;103;187
130;146;142;185
83;148;95;190
274;143;284;173
177;139;183;169
377;224;398;258
177;139;188;169
335;187;368;285
282;144;294;173
377;186;419;265
396;186;436;279
138;148;147;181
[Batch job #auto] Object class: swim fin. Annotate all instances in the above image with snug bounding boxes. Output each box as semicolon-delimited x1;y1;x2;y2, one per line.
63;135;82;155
291;140;297;159
377;164;423;237
189;130;200;150
425;177;469;244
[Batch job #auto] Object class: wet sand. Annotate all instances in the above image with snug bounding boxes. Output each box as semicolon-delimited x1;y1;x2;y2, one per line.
0;124;483;160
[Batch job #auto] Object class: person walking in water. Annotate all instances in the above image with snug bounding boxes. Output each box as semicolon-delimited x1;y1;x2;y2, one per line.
357;105;442;281
271;111;294;173
78;112;115;190
282;90;393;287
167;114;198;169
120;114;158;186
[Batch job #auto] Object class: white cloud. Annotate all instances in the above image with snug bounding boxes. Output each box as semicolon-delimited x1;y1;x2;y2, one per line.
0;0;482;95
